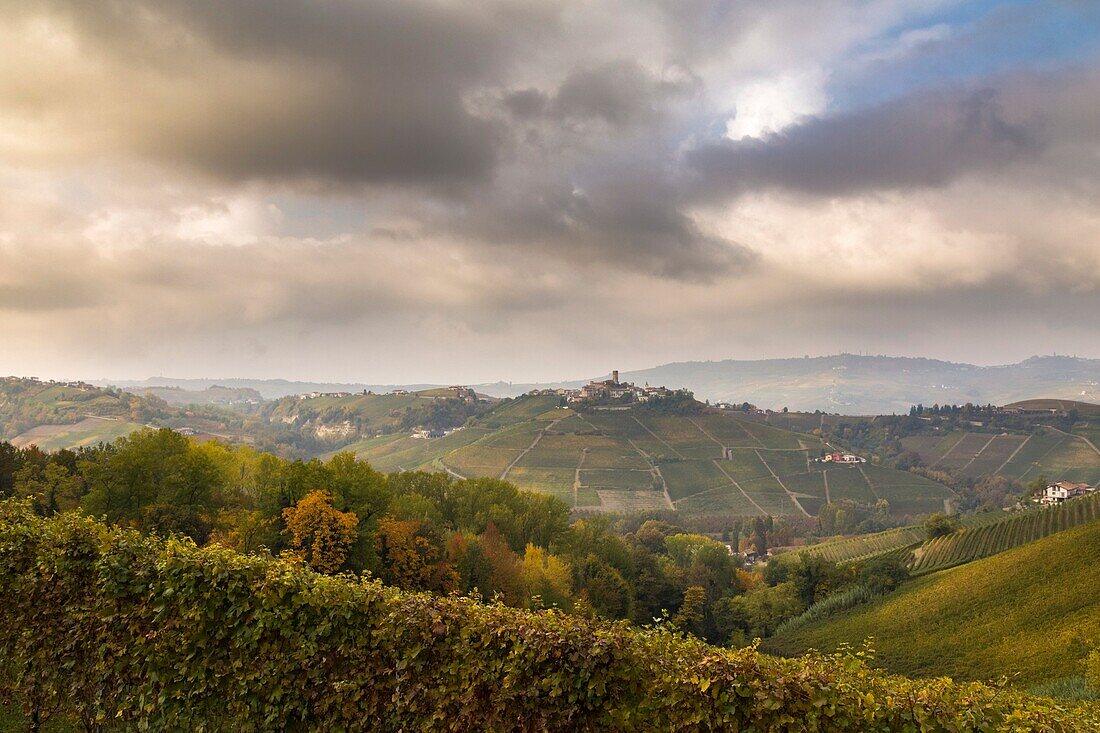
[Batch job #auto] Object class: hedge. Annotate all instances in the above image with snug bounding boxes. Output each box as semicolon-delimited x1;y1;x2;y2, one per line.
0;502;1096;732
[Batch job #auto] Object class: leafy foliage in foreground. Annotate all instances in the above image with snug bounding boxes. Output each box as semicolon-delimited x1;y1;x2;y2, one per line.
0;504;1096;732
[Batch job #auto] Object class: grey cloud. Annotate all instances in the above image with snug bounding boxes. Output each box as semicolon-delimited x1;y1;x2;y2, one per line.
502;89;551;120
552;61;673;125
448;157;756;280
501;61;699;127
687;87;1042;198
0;237;565;330
4;0;555;185
0;280;103;312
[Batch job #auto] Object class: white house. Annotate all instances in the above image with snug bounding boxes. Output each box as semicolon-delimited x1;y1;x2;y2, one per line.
1037;481;1095;505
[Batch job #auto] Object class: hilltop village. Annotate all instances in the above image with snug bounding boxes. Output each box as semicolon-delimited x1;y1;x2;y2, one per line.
527;370;688;406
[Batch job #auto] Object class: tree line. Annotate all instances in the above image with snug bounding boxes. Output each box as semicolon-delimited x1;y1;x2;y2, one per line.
0;429;910;647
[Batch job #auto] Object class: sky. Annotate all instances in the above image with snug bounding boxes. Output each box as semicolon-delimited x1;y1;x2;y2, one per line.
1;0;1100;384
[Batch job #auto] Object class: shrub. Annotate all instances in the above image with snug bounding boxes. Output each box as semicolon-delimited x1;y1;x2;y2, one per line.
923;513;959;540
0;501;1096;731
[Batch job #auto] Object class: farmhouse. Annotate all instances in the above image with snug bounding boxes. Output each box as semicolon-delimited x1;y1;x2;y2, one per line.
822;452;866;464
1037;481;1095;505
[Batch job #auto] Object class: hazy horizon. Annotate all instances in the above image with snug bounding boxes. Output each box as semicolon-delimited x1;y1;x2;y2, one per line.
14;350;1100;390
3;1;1099;384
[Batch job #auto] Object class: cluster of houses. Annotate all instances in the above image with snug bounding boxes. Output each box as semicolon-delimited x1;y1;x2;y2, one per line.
298;391;354;400
527;370;684;405
1035;480;1096;506
411;426;464;440
12;376;96;392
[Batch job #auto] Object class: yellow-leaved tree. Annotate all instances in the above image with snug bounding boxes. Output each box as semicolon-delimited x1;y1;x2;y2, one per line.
520;544;572;610
282;490;358;574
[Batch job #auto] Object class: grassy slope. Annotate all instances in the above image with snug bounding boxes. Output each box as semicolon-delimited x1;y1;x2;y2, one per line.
764;519;1100;686
11;417;148;451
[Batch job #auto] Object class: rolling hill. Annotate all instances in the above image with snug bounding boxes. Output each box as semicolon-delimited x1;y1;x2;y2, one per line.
257;387;492;442
0;377;154;444
133;384;263;407
1;377;298;455
616;354;1100;414
345;395;955;518
764;518;1100;686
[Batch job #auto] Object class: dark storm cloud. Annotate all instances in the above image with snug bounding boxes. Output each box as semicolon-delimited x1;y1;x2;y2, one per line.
3;0;555;185
687;87;1042;198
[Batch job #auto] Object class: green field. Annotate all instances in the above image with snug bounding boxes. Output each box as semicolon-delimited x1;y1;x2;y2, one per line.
765;519;1100;686
348;397;956;517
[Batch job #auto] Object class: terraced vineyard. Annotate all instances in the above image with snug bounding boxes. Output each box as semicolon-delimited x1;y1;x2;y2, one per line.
911;493;1100;573
765;518;1100;686
801;511;1005;564
900;425;1100;483
801;494;1100;575
350;395;955;518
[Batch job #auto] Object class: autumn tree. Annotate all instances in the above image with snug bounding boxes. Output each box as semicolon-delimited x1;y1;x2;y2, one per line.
282;490;358;574
520;544;572;610
374;516;457;592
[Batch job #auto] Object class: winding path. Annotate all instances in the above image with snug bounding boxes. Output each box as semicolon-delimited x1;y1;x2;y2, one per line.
755;449;810;517
712;459;768;515
1049;425;1100;457
500;417;563;481
857;464;882;502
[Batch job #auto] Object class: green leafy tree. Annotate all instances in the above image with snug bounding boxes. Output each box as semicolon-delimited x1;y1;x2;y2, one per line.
672;585;706;636
924;513;960;540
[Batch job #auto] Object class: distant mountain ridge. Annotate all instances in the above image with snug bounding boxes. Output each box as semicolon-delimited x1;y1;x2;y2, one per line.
616;354;1100;415
100;354;1100;415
